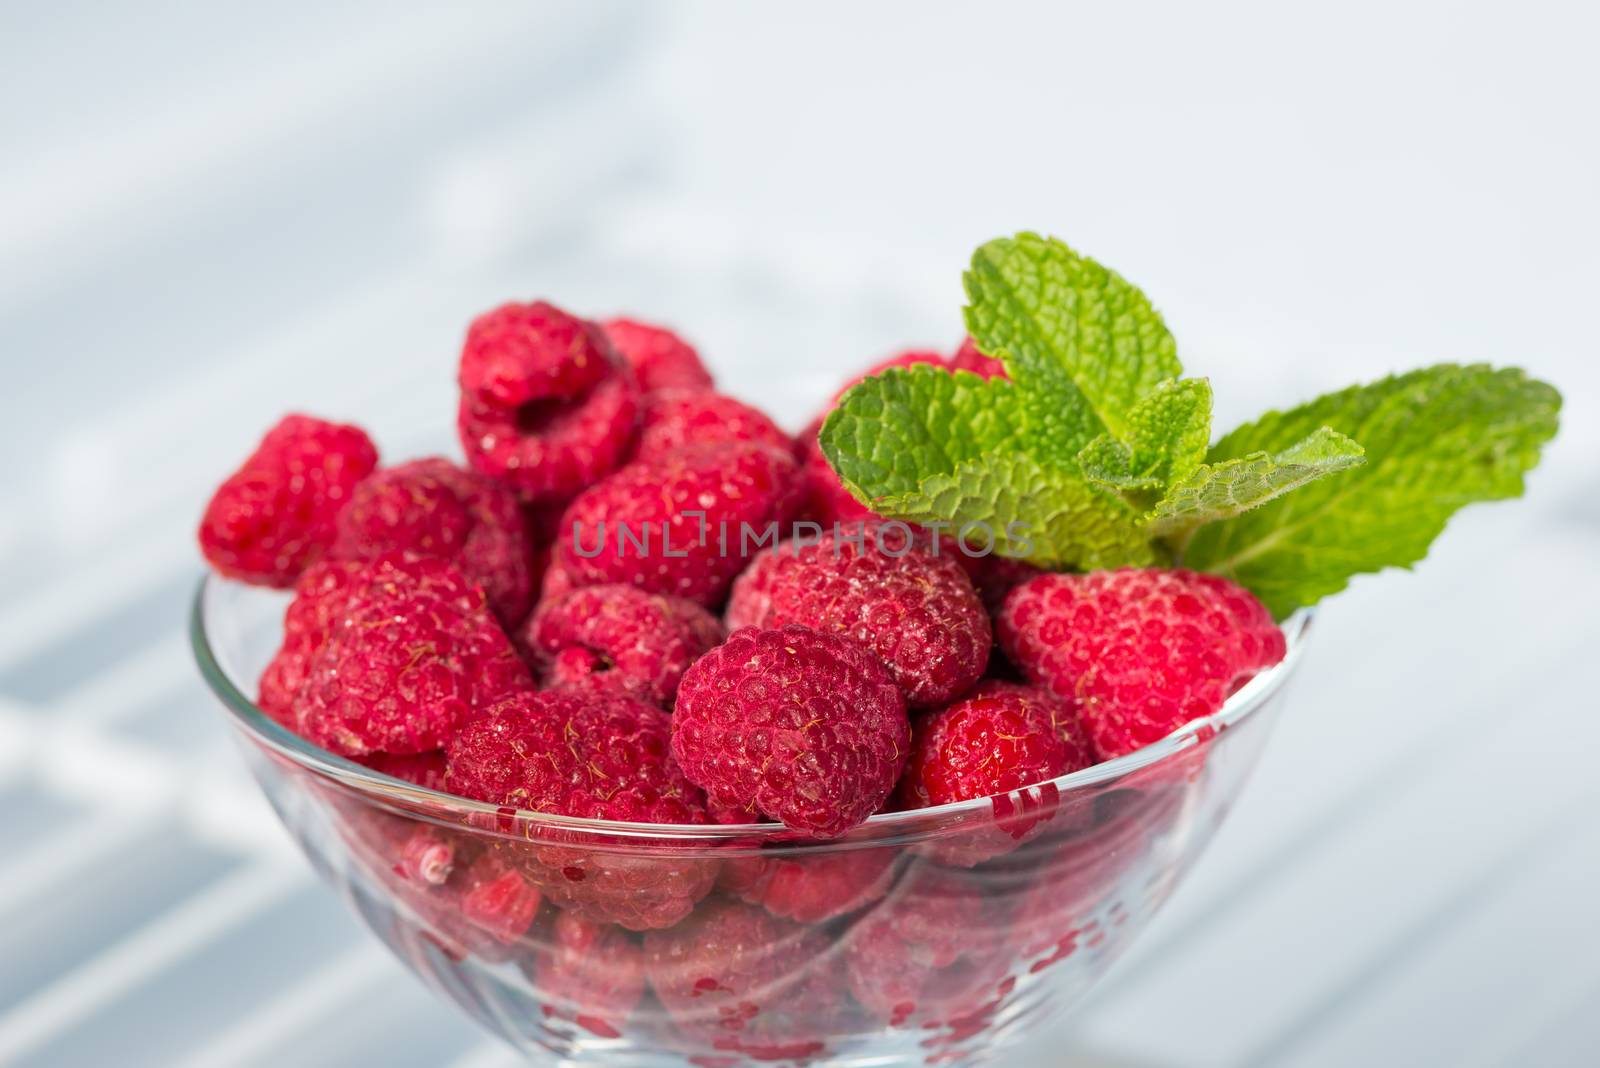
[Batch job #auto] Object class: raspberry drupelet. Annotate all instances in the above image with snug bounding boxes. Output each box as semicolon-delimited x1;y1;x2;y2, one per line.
601;317;714;394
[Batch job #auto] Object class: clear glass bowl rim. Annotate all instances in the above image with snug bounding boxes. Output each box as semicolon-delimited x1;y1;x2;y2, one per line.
191;573;1312;845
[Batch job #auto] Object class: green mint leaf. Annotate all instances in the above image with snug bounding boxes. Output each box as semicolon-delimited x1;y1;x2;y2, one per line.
1146;427;1365;537
963;232;1181;458
819;365;1155;569
1182;364;1561;616
1079;378;1213;502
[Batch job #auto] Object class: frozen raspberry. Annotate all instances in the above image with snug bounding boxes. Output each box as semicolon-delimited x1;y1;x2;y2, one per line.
332;458;535;628
844;865;1011;1028
198;414;378;587
725;529;991;707
553;441;801;607
720;847;898;923
447;690;716;929
643;899;842;1061
457;301;639;504
459;300;614;409
998;568;1286;759
522;584;723;708
672;625;909;838
630;389;791;464
602;317;714;394
531;911;646;1039
950;336;1008;380
258;559;365;727
357;750;449;792
296;554;532;757
795;417;881;526
899;682;1093;809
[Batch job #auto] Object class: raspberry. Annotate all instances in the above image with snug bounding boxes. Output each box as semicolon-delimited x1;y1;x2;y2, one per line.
602;317;714;394
459;301;614;409
457;850;546;947
447;690;716;929
950;336;1008;380
672;625;909;838
997;568;1286;759
198;414;378;587
724;529;991;706
295;554;532;756
796;417;881;526
630;389;791;464
896;681;1095;864
642;899;842;1061
257;559;365;727
899;682;1093;809
553;441;801;607
457;301;639;504
522;584;723;708
844;865;1011;1028
531;911;646;1039
332;458;535;628
720;847;897;923
966;554;1043;613
358;750;449;792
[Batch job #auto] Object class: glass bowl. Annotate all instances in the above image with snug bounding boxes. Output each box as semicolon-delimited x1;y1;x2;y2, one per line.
192;573;1310;1067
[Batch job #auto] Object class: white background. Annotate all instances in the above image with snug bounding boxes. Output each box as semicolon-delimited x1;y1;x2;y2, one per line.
1;2;1597;1065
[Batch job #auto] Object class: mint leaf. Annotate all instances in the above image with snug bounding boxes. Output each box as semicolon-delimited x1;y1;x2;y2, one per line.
1182;364;1560;616
819;365;1155;569
1147;427;1365;537
1079;378;1213;502
963;232;1181;458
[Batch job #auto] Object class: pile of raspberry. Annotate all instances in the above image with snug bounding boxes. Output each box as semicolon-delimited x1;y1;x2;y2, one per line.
199;303;1287;1044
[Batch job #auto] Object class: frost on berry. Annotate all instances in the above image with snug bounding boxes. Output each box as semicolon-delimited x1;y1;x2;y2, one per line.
643;899;843;1061
672;625;910;838
456;300;640;504
629;388;791;465
553;441;801;607
601;317;713;394
446;690;717;929
522;584;723;708
725;528;992;707
198;414;378;587
332;457;535;628
294;554;532;757
997;568;1286;759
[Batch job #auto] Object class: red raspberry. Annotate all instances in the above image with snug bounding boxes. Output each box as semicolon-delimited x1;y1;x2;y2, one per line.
459;300;613;409
447;690;716;929
720;847;898;923
672;625;909;838
950;336;1008;380
643;899;842;1061
457;301;640;504
257;559;365;727
724;529;991;707
896;681;1095;864
844;865;1011;1028
602;317;714;394
630;389;791;464
332;458;535;628
198;414;378;587
796;417;881;526
522;584;723;708
899;682;1093;809
966;554;1043;613
457;850;546;947
531;911;646;1039
357;750;449;792
997;568;1286;759
553;441;801;607
296;554;532;756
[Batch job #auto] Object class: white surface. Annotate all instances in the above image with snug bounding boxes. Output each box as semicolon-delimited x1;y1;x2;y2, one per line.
1;2;1597;1066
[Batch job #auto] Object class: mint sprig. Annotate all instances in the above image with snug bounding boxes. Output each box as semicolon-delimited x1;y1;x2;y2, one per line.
818;232;1562;616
